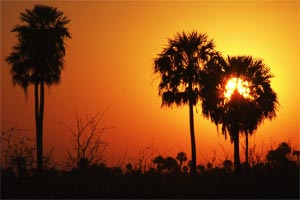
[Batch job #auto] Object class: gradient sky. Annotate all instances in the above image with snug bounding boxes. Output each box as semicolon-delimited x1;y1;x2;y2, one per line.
1;0;299;167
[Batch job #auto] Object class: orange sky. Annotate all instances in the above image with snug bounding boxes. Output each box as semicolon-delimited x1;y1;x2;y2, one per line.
1;0;299;167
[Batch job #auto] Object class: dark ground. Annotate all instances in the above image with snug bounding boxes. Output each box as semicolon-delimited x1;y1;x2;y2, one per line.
1;163;299;199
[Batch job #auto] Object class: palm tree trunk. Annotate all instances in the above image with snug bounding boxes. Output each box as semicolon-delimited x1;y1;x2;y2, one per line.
35;81;44;175
233;129;240;175
38;81;44;173
245;130;249;167
34;83;42;175
188;95;196;177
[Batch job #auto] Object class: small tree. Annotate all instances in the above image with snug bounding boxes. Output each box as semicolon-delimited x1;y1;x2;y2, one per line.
126;163;133;174
176;151;187;172
153;155;165;173
223;159;233;172
1;127;55;176
164;156;180;174
267;142;292;168
292;150;300;164
60;111;111;170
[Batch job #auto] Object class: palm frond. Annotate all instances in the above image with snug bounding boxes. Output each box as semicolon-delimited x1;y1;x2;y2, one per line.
6;4;71;93
153;31;219;108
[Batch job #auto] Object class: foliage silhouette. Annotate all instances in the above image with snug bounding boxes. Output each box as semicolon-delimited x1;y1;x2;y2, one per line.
292;150;300;164
1;127;58;178
176;151;187;172
266;142;294;169
152;154;187;174
223;159;233;172
6;5;71;174
200;56;278;174
153;155;165;173
1;128;35;173
125;163;133;174
153;31;220;176
164;156;180;174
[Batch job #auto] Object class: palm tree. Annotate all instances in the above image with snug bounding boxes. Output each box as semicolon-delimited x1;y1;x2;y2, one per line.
221;90;248;173
200;56;278;174
153;31;218;176
6;5;71;174
176;151;187;172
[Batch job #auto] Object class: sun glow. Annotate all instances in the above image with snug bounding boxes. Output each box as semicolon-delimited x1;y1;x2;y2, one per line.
224;77;251;100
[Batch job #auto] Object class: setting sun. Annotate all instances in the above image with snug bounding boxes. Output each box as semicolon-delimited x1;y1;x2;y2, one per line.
224;77;251;100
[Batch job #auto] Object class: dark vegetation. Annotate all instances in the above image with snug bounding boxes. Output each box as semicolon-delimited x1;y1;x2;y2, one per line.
1;128;299;199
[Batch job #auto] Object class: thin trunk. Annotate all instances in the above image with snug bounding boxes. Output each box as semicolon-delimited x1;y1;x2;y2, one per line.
38;81;44;172
188;81;196;177
245;130;249;167
34;83;41;175
189;100;196;177
233;128;240;175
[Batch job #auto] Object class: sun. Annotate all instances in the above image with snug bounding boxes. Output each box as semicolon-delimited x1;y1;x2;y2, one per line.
224;77;251;100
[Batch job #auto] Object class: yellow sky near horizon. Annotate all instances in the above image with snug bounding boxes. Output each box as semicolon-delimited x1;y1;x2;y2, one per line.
1;0;299;166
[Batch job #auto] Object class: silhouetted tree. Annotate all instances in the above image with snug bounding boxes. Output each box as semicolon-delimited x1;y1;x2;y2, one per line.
126;163;133;173
292;150;300;164
201;56;278;174
1;128;35;175
77;157;91;171
196;164;205;174
223;159;233;172
164;156;180;174
206;162;213;170
154;31;219;176
60;111;110;170
153;155;165;173
176;151;187;172
6;5;71;174
267;142;292;168
221;91;247;173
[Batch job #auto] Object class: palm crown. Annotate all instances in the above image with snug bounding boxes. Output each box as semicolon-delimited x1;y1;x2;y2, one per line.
200;55;278;172
6;5;71;94
154;31;217;106
221;56;278;136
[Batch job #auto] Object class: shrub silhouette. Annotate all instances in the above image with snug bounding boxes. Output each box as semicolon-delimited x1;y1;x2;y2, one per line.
223;159;233;172
1;143;299;199
266;142;294;169
176;151;187;172
153;155;165;173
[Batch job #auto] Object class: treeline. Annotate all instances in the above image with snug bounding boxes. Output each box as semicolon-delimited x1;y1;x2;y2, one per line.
1;129;299;198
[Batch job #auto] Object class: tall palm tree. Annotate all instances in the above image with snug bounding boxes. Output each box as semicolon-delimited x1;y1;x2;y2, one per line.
153;31;218;176
200;56;278;174
6;4;71;174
